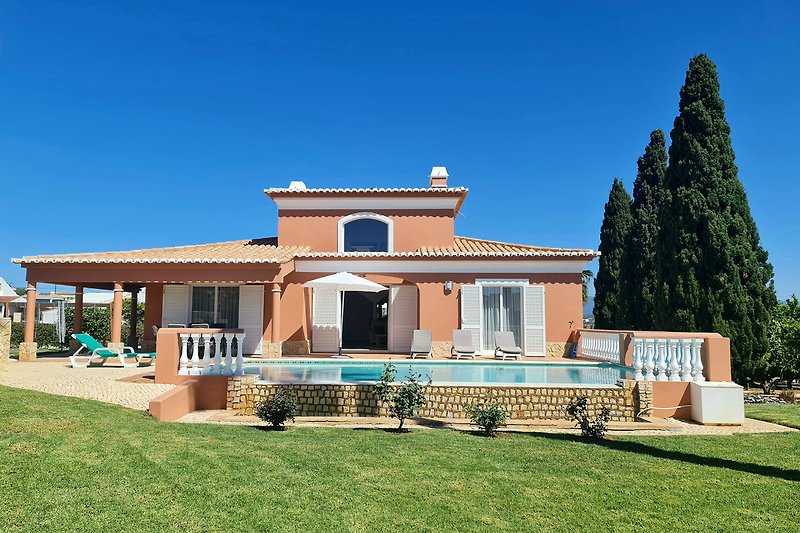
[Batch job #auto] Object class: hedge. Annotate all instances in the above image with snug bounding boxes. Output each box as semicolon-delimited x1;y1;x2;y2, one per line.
10;322;63;349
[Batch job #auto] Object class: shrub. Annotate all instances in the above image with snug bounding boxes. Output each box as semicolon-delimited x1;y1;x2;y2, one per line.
254;389;298;429
373;364;430;431
778;389;797;404
10;322;63;349
466;397;507;437
566;396;611;439
65;307;111;344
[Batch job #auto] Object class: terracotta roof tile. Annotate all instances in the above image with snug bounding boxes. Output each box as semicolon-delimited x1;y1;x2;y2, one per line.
13;236;597;265
14;238;310;265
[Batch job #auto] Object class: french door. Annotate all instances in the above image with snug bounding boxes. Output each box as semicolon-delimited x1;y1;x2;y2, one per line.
480;286;523;351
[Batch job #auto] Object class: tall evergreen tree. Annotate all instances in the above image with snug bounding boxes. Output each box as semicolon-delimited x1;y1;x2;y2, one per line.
620;130;667;330
594;178;633;329
656;54;776;382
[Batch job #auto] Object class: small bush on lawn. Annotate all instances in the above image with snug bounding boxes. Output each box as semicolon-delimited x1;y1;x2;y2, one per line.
373;364;431;432
466;397;507;437
255;389;298;430
566;396;611;438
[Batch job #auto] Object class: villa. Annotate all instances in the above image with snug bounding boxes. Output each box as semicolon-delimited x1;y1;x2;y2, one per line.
13;167;596;360
12;167;737;424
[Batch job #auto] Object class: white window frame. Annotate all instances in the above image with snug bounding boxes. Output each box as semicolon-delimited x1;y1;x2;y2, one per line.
337;212;394;253
474;279;533;354
188;284;240;327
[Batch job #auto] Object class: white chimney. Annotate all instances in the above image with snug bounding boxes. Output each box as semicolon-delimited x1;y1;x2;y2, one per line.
429;166;448;188
288;180;307;190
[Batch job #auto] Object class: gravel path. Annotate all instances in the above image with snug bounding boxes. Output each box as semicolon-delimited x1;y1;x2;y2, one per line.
0;359;174;411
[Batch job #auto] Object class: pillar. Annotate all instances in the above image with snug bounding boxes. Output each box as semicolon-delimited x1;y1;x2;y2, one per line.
73;285;84;334
142;283;163;352
110;282;124;349
266;283;282;358
271;283;282;343
19;281;38;361
127;287;139;349
69;285;85;353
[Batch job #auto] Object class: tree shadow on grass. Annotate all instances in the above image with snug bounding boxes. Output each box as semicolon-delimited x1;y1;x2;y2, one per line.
527;432;800;482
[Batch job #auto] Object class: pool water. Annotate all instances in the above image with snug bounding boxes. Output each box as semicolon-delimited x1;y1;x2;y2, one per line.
244;360;633;386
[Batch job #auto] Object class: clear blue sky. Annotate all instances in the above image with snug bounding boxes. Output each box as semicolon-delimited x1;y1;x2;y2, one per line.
1;1;798;298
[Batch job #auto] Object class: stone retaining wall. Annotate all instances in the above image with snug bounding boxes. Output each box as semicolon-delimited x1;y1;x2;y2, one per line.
227;376;650;422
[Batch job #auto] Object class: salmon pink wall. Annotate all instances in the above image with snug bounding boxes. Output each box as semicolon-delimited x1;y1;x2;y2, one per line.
277;210;455;252
277;271;582;346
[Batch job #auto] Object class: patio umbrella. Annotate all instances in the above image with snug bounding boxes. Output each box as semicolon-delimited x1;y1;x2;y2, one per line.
304;272;388;357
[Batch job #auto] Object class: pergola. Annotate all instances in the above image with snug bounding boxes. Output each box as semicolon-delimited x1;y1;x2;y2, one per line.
12;238;299;360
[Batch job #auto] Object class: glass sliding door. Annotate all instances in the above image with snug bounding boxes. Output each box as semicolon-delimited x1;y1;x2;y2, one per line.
480;285;524;351
481;287;501;350
502;287;523;349
190;286;240;328
217;287;240;328
191;287;215;325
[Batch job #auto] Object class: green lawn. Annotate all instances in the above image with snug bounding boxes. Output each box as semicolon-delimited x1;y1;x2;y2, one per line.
746;403;800;429
1;386;799;533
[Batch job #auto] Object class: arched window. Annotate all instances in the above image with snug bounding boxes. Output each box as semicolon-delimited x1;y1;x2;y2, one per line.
338;213;393;253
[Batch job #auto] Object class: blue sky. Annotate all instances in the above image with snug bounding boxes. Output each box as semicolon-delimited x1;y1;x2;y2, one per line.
1;1;798;298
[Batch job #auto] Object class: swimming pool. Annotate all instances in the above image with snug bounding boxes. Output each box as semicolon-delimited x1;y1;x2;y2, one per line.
244;360;633;386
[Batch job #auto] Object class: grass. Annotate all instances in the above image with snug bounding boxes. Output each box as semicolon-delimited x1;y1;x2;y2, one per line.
1;387;799;533
746;403;800;429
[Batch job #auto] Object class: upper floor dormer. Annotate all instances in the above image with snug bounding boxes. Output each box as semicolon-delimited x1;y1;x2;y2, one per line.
265;167;468;253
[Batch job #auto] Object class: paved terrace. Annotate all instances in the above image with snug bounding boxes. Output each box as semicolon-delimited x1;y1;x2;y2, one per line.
0;358;173;410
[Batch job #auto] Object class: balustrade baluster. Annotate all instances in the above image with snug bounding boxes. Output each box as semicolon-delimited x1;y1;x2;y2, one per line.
223;334;234;376
667;339;681;381
655;339;667;381
680;340;693;382
178;333;189;375
212;333;223;375
189;333;201;375
692;339;705;382
633;338;644;380
234;333;246;376
200;334;211;375
644;339;656;381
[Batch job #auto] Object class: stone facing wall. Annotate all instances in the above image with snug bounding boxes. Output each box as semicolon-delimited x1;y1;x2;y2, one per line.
227;376;650;422
0;318;10;372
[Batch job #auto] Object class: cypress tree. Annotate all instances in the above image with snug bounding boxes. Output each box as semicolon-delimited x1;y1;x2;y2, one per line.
656;54;776;382
620;130;667;330
594;178;633;330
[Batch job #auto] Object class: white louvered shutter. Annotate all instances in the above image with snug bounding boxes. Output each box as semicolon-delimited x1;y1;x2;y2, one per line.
523;285;546;356
238;285;264;355
312;288;339;352
460;285;481;351
161;285;189;327
389;285;418;353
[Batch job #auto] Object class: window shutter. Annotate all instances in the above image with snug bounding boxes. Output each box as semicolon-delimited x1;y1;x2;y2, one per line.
312;288;339;352
523;285;546;356
238;285;264;355
161;285;189;327
460;285;481;351
389;285;417;352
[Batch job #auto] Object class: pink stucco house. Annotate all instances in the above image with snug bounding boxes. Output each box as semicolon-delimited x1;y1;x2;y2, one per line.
14;167;598;359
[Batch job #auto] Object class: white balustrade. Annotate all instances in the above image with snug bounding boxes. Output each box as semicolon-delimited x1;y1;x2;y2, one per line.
174;331;247;377
632;336;705;382
579;331;623;363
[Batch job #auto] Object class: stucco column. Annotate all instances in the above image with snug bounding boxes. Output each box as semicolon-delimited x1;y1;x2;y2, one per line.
19;282;38;360
271;283;282;344
110;283;124;346
73;285;84;334
127;287;139;349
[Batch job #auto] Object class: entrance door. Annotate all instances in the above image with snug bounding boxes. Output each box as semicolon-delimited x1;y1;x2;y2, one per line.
341;291;389;350
480;286;523;351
